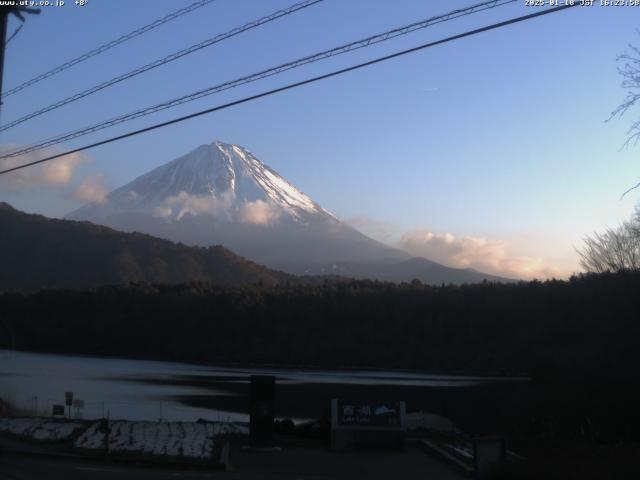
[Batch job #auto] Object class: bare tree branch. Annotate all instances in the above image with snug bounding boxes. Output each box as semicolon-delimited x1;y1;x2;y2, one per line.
578;210;640;273
609;36;640;196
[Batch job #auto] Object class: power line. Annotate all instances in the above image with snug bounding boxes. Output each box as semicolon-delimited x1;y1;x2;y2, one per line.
0;0;516;159
0;0;323;133
1;0;218;99
0;4;578;178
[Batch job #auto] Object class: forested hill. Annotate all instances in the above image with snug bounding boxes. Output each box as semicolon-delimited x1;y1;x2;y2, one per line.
0;202;289;290
2;271;639;379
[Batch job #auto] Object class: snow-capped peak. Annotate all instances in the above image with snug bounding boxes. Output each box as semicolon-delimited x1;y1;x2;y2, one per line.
67;140;335;225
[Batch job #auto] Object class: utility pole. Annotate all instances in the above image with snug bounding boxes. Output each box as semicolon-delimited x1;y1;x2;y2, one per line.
0;7;9;102
0;6;40;111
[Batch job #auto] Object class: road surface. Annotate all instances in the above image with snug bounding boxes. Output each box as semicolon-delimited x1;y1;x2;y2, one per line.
0;447;465;480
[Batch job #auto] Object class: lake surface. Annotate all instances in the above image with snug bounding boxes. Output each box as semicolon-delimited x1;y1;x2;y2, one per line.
0;349;524;422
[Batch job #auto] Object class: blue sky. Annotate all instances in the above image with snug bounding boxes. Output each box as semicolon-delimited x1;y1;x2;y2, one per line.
0;0;638;278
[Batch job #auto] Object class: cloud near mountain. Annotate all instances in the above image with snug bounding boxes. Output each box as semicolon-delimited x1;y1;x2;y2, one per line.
239;199;282;225
398;229;566;280
0;144;90;191
153;191;233;220
70;173;109;204
0;144;111;208
151;191;282;226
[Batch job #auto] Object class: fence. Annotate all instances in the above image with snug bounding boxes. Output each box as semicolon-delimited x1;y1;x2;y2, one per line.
0;391;247;423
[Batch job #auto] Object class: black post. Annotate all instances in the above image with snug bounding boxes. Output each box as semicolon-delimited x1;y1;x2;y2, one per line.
0;8;9;105
0;6;40;111
249;375;275;447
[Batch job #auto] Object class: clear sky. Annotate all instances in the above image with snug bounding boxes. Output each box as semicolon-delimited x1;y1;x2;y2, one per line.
0;0;638;279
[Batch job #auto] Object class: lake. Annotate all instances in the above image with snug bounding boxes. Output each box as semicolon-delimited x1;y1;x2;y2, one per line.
0;349;525;422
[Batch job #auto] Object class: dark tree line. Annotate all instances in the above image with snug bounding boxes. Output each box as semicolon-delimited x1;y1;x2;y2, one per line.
1;272;639;377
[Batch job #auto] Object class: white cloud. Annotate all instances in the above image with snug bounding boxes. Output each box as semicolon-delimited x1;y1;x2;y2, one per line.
126;190;139;201
399;229;566;280
153;206;173;218
152;193;282;225
71;173;108;204
0;144;90;191
239;200;281;225
155;191;233;221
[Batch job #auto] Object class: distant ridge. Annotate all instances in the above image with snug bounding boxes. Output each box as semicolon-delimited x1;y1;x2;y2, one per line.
270;257;515;284
0;202;287;291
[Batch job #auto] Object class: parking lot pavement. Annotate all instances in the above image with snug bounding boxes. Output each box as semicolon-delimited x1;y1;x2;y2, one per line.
0;444;465;480
230;445;466;480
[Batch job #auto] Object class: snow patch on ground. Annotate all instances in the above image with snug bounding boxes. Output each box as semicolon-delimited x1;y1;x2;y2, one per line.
74;420;248;459
0;417;84;441
450;445;474;460
407;411;457;433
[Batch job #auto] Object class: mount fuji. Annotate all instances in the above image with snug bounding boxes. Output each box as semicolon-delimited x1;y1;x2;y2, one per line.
67;141;408;269
67;140;511;283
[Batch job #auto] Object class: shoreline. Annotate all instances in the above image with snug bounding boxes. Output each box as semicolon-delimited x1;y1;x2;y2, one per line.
0;347;530;380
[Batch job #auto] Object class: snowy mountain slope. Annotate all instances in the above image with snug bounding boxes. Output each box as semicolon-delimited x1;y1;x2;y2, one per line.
68;141;333;224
